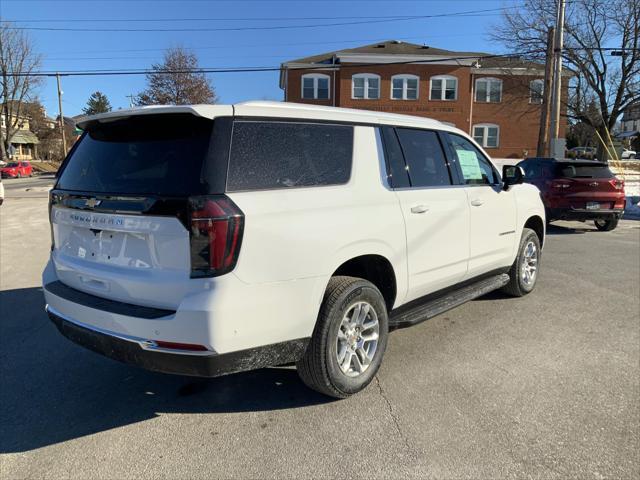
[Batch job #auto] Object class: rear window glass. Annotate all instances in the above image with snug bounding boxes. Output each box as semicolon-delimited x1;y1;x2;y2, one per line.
555;163;613;178
56;114;214;195
227;121;353;191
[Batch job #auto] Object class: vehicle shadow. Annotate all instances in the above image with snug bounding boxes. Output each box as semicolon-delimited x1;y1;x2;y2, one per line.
0;287;332;454
546;223;592;235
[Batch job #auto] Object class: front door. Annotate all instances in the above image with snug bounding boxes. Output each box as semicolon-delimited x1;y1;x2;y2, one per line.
444;133;517;278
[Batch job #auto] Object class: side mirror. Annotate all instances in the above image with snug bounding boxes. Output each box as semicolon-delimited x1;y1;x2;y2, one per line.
502;165;524;190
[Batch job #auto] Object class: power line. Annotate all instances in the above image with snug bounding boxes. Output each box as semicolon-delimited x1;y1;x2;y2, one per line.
45;33;486;60
2;6;523;32
0;13;513;23
40;34;485;56
4;51;542;77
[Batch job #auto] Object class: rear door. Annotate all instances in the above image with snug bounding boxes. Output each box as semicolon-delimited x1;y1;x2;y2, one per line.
382;127;469;302
50;112;230;309
443;133;517;278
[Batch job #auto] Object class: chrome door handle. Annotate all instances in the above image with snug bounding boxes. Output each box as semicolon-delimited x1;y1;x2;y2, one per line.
470;199;484;207
410;205;430;214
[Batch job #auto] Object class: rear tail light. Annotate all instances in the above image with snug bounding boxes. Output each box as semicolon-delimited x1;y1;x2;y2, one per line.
188;195;244;278
609;178;625;190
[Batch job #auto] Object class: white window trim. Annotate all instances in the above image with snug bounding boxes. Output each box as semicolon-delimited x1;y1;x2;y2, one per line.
301;73;331;100
351;73;381;100
390;74;419;100
475;77;502;103
529;79;544;104
429;75;458;101
473;123;500;148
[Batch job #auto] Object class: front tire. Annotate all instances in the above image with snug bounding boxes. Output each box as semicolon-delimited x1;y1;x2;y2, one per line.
501;228;541;297
594;217;619;231
297;276;389;398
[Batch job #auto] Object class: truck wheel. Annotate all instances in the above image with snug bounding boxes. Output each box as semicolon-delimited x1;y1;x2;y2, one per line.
594;218;619;231
501;228;541;297
297;276;388;398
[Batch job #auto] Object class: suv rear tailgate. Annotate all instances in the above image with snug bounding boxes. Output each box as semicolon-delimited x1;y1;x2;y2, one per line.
49;112;226;310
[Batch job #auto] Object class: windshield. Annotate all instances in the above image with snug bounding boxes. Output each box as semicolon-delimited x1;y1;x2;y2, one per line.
6;163;19;167
555;163;613;179
56;114;214;196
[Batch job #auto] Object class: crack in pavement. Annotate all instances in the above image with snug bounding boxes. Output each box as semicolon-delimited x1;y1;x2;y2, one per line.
374;375;413;457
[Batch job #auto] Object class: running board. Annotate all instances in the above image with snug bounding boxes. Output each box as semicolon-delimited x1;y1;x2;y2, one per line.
389;273;510;330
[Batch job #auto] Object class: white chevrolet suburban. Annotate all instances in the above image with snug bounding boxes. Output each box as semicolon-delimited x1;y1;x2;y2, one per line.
43;101;545;398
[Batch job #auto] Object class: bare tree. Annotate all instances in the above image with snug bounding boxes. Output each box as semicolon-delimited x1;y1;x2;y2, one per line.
493;0;640;156
0;24;43;160
136;47;217;106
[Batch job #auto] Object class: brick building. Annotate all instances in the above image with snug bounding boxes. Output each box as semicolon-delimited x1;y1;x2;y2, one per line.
279;40;567;159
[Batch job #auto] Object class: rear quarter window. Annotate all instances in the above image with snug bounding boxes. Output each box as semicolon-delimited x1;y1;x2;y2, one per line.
226;121;353;191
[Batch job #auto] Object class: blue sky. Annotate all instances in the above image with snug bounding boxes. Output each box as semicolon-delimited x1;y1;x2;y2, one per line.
0;0;518;117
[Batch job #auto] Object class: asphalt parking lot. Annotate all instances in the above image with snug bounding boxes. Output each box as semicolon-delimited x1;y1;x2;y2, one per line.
1;179;639;479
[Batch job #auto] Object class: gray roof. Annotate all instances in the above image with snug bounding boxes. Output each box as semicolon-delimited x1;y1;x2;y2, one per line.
10;130;39;145
283;40;543;70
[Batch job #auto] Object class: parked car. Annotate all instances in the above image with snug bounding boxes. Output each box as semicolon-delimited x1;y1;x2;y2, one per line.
621;148;636;160
1;161;33;178
0;178;4;206
43;102;545;398
567;146;597;160
518;157;625;231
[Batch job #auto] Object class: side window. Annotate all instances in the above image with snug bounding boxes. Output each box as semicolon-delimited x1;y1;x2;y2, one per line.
227;121;353;191
395;128;451;187
521;161;541;179
380;127;410;188
447;134;498;185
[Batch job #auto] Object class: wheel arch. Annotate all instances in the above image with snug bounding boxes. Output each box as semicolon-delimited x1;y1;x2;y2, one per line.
524;215;545;247
330;254;398;312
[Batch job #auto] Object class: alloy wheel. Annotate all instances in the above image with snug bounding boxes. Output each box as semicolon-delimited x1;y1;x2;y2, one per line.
335;301;379;377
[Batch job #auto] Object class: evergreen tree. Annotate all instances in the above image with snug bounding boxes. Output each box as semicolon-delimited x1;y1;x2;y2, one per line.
83;91;112;115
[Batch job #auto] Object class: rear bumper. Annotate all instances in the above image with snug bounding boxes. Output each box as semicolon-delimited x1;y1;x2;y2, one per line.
547;207;624;222
47;305;309;377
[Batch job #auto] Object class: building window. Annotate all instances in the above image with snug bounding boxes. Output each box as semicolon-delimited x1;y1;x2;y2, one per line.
530;79;544;104
473;124;500;148
391;74;419;100
430;75;457;101
301;73;330;100
475;77;502;103
352;73;380;99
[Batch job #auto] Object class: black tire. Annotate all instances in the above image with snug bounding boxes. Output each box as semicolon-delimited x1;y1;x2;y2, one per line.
16;173;21;178
501;228;541;297
297;276;389;399
594;217;619;231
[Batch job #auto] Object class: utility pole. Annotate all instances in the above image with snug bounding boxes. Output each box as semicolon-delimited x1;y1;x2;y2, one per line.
126;94;135;108
537;26;555;157
549;0;566;158
56;73;68;158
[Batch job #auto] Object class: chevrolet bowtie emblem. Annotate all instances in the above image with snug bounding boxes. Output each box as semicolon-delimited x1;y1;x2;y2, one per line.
84;198;101;208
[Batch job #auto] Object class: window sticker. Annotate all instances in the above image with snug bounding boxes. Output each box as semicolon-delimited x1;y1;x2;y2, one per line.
456;149;483;180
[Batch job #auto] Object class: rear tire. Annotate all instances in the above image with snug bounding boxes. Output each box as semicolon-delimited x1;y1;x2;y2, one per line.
501;228;541;297
594;217;618;231
297;276;389;399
